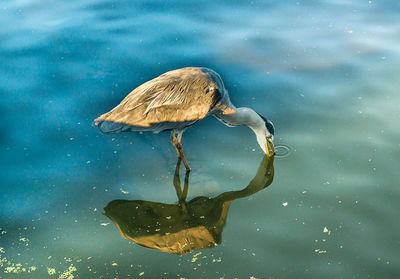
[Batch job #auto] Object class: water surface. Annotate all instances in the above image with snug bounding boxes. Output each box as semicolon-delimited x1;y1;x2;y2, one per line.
1;0;399;278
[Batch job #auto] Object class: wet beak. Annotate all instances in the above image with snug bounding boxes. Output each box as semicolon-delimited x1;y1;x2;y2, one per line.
264;138;275;157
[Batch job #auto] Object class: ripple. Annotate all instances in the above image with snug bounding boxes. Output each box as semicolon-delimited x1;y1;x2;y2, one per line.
274;143;292;158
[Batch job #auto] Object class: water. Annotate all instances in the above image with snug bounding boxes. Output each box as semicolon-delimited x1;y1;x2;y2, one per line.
1;0;399;278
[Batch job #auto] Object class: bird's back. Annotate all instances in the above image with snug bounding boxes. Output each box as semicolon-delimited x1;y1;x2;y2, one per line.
94;67;227;133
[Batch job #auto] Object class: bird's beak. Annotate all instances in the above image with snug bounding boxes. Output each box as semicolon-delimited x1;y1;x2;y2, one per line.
264;137;275;158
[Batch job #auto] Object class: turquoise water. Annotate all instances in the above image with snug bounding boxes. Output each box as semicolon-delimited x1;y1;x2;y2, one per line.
1;0;399;278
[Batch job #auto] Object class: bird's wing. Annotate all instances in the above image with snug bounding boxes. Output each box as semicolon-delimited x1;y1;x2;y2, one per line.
95;68;223;127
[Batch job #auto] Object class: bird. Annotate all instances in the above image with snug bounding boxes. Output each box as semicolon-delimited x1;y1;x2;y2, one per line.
93;67;275;171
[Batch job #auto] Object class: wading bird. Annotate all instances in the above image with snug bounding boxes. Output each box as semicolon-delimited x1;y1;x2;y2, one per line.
93;67;275;171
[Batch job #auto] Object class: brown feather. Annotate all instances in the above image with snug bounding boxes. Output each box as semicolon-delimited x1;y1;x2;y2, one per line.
94;67;227;132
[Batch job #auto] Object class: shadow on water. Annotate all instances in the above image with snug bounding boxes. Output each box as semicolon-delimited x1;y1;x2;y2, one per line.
104;156;274;255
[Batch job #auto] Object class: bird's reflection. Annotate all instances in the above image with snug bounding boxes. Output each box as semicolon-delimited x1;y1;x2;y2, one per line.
104;156;274;255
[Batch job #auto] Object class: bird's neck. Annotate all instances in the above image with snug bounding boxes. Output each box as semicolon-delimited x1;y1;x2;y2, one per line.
219;107;264;130
218;107;268;151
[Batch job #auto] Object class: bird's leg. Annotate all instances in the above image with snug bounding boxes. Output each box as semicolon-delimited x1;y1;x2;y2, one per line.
176;133;191;172
170;130;181;156
170;130;190;172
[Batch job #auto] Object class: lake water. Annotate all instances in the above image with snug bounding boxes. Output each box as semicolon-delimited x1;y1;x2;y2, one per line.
1;0;399;278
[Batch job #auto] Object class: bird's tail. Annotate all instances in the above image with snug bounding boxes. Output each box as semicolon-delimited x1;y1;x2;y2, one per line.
92;118;124;134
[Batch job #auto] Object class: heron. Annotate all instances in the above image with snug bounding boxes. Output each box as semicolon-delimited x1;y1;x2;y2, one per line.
93;67;275;171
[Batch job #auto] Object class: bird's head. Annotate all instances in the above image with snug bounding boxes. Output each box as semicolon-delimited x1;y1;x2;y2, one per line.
256;114;275;157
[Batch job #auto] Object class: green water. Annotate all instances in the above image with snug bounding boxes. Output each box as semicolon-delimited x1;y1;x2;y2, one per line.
1;0;400;278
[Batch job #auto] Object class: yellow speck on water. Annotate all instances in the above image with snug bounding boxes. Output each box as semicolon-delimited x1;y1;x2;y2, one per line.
347;30;353;34
191;252;202;263
1;256;38;275
212;257;222;263
111;262;118;266
250;276;257;279
139;271;144;276
19;237;28;242
86;161;91;164
166;216;172;219
29;266;37;272
120;188;129;194
314;249;327;254
48;267;56;275
58;264;77;279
